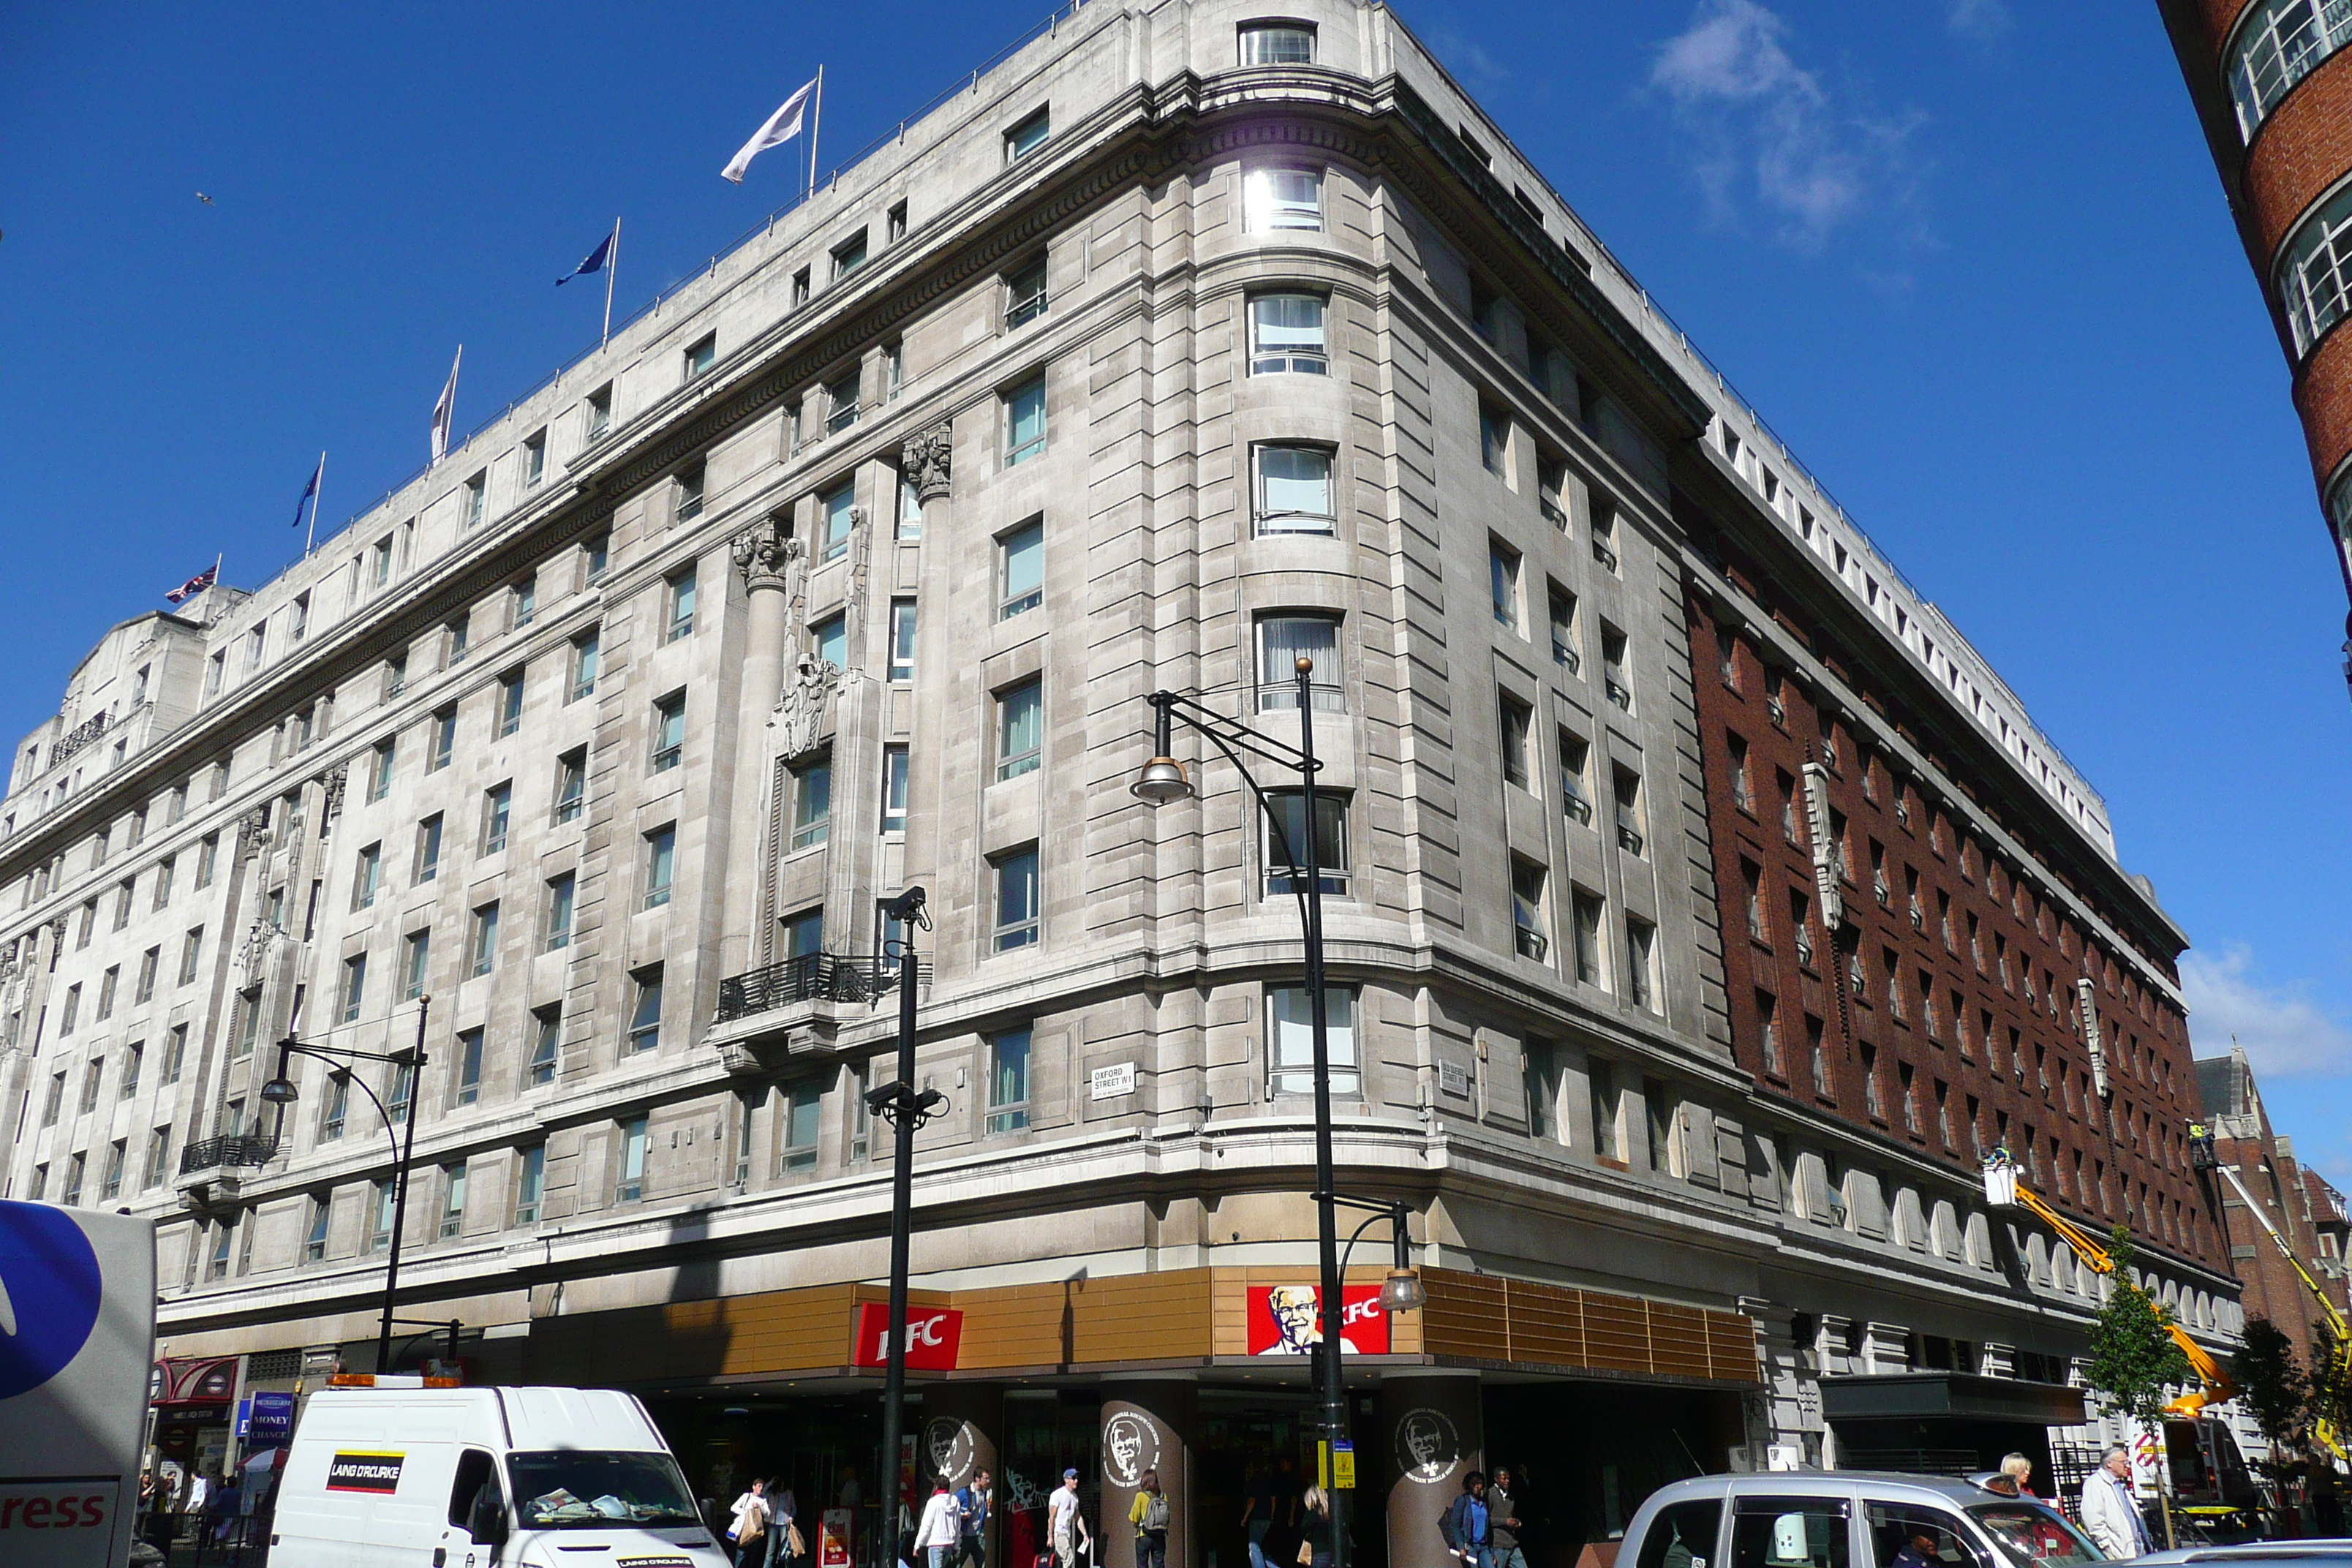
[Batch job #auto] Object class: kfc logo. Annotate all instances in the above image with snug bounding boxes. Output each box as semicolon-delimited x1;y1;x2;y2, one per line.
1246;1285;1390;1356
1394;1409;1461;1485
851;1305;965;1370
1102;1412;1160;1488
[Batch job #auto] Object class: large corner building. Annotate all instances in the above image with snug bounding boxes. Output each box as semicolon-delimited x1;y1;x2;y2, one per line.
4;2;2242;1561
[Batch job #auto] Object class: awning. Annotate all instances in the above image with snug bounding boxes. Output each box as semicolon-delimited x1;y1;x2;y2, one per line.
1820;1373;2085;1425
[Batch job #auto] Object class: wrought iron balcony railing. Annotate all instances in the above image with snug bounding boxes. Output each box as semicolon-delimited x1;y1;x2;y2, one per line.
180;1134;279;1175
715;951;920;1024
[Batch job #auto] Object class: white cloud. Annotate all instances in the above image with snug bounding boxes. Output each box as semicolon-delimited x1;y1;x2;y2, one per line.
1943;0;2012;42
2181;944;2352;1079
1648;0;1923;249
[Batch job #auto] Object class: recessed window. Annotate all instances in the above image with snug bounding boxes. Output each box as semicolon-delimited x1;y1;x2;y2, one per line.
429;706;457;770
511;575;537;628
1267;984;1357;1096
792;267;811;306
1499;695;1533;788
813;613;848;669
1601;625;1632;712
584;532;610;583
782;1080;823;1169
1243;167;1323;232
1254;444;1333;531
887;200;909;242
1480;404;1510;476
528;1009;560;1087
454;1033;483;1109
651;693;686;772
666;564;698;641
996;679;1043;780
415;813;443;882
1006;255;1049;330
483;783;512;854
1612;766;1646;857
675;464;706;522
514;1144;546;1222
463;474;486;528
1591;495;1621;573
821;481;856;561
403;929;431;999
496;669;524;736
1490;540;1523;630
882;745;910;834
832;227;868;279
468;901;500;976
1256;613;1341;712
1263;791;1348;897
644;826;675;908
629;968;663;1052
586;383;613;442
1511;858;1550;960
1571;888;1607;987
2228;1;2352;140
1626;916;1659;1011
986;1028;1031;1134
1239;20;1316;64
826;367;861;435
552;747;587;826
520;431;548;489
897;467;924;540
1004;107;1051;162
993;845;1040;950
1249;293;1327;374
791;758;832;850
616;1116;649;1202
889;600;917;682
1548;584;1580;673
341;954;367;1022
569;630;600;702
684;333;717;380
353;842;382;911
1004;374;1047;466
998;518;1044;619
544;875;576;950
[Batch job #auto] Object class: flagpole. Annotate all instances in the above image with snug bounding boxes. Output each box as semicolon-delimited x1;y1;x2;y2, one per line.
807;65;823;200
306;452;325;557
603;218;620;347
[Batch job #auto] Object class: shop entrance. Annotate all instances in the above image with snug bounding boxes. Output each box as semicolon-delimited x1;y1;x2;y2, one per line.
1003;1390;1104;1568
1482;1382;1743;1568
644;1393;883;1557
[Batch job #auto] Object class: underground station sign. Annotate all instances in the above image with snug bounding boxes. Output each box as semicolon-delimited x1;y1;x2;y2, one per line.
851;1305;965;1371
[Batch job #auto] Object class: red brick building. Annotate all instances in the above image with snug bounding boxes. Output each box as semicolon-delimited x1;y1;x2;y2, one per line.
1676;443;2227;1299
2195;1047;2352;1371
2155;0;2352;685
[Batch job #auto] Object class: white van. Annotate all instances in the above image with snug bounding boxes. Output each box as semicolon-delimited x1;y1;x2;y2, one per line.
271;1379;728;1568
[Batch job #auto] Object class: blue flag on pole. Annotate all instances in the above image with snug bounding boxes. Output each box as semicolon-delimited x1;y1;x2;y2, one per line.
293;456;323;527
557;230;614;285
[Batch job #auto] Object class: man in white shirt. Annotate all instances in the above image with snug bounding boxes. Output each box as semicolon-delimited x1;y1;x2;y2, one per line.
915;1480;963;1568
2079;1444;2153;1560
1049;1469;1090;1568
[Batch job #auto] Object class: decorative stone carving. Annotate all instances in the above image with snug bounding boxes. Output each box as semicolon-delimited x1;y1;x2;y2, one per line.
731;516;802;593
235;807;271;858
237;918;279;981
773;653;843;760
905;422;954;505
320;766;348;832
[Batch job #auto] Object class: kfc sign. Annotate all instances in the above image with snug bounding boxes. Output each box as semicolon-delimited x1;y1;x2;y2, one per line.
851;1304;964;1370
1246;1285;1391;1356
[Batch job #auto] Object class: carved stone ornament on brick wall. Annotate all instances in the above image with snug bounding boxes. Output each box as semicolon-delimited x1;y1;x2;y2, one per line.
731;516;802;594
773;653;843;761
906;422;953;505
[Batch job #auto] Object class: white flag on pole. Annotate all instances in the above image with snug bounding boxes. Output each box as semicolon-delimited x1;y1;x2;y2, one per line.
430;344;463;465
722;77;818;184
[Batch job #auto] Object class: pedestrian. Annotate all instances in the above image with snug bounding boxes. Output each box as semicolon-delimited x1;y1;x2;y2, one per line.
2078;1444;2153;1561
1241;1463;1279;1568
955;1469;993;1568
918;1478;964;1568
1128;1469;1171;1568
1998;1455;2037;1499
767;1482;801;1568
1439;1471;1490;1568
1297;1487;1334;1568
1488;1468;1527;1568
1049;1468;1090;1568
730;1477;774;1567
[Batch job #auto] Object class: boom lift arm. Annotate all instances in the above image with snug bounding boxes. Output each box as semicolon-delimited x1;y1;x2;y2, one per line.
1980;1150;2239;1418
2204;1153;2351;1460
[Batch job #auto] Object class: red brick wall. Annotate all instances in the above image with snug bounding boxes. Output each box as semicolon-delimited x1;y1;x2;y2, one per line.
1684;583;2220;1273
2212;1122;2351;1370
2242;48;2352;257
2188;0;2256;59
2293;313;2352;485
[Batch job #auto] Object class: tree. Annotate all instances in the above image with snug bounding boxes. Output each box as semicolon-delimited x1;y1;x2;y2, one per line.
2084;1229;2193;1545
2231;1316;2312;1467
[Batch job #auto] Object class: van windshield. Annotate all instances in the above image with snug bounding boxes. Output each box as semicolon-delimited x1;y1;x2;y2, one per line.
508;1451;700;1531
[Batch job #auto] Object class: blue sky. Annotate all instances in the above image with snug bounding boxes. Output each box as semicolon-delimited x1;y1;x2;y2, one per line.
4;3;2346;1170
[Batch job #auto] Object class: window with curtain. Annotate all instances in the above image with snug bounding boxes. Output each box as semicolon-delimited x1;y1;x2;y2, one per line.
1256;614;1341;711
1267;984;1357;1096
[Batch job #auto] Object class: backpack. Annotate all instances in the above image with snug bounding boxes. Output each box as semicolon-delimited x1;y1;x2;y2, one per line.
1144;1493;1170;1533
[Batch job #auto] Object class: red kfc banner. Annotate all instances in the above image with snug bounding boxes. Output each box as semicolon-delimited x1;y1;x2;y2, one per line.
851;1303;965;1371
1246;1285;1391;1356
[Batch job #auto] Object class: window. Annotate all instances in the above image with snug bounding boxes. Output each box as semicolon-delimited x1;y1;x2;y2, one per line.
1601;625;1632;711
832;226;868;279
553;747;587;824
1756;990;1783;1077
513;1144;546;1223
585;532;609;583
1499;695;1533;788
1862;1044;1884;1119
995;517;1045;619
813;613;848;669
1626;917;1658;1011
1243;167;1323;231
825;367;861;434
1268;984;1358;1096
112;881;132;930
568;629;600;703
1559;729;1593;826
436;1161;467;1239
1542;587;1582;675
994;845;1041;950
445;614;472;668
1240;20;1316;62
586;383;613;442
887;200;908;242
820;481;856;561
792;266;810;306
1488;540;1523;630
97;965;118;1020
651;692;686;772
1004;106;1050;161
1003;374;1047;466
542;872;576;950
483;783;512;854
2228;0;2352;139
882;745;909;834
1254;444;1333;529
135;947;158;1003
616;1115;649;1202
881;599;918;682
1249;293;1327;374
372;533;396;588
206;650;225;696
1613;766;1646;856
897;467;924;539
1257;614;1341;711
791;759;832;849
643;826;676;908
1006;255;1049;329
1728;733;1754;814
340;954;367;1022
782;907;824;960
1264;791;1349;897
628;967;663;1052
986;1028;1032;1133
196;832;219;888
521;429;548;487
80;1058;104;1113
415;814;443;882
429;706;456;770
1591;496;1621;573
178;927;203;985
1572;888;1607;987
1480;404;1510;476
1511;859;1550;960
527;1009;560;1086
996;679;1043;780
347;842;381;910
467;902;499;976
781;1080;823;1169
164;1024;186;1083
669;461;708;525
246;625;267;671
684;333;716;380
403;929;431;999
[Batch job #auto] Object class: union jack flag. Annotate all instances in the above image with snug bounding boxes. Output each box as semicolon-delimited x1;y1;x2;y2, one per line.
165;565;218;604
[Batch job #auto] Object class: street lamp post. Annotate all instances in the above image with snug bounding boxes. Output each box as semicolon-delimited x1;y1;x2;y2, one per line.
867;886;946;1564
259;995;431;1372
1131;658;1359;1568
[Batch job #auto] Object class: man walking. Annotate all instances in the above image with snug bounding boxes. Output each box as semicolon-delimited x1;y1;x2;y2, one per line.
916;1479;963;1568
1440;1471;1490;1568
1049;1467;1090;1568
2079;1444;2153;1561
954;1469;992;1568
1488;1468;1527;1568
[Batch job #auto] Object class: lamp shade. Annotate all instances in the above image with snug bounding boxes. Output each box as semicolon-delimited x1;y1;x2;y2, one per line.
1379;1269;1427;1315
1130;757;1193;805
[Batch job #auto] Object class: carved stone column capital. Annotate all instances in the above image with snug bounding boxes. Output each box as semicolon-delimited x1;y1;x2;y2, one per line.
906;421;954;505
731;516;802;593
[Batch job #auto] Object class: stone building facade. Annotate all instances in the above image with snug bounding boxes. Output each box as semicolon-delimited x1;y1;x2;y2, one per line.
4;0;2241;1558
